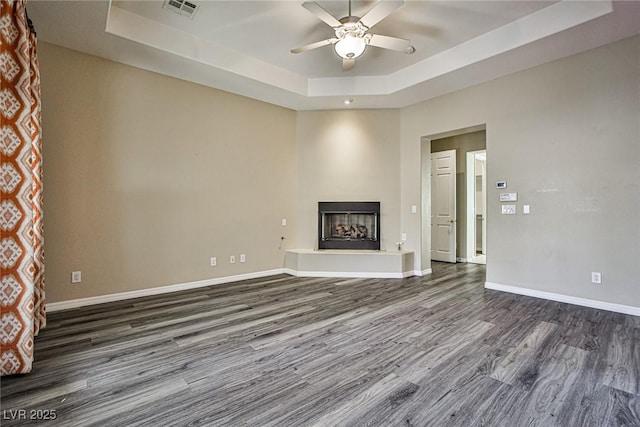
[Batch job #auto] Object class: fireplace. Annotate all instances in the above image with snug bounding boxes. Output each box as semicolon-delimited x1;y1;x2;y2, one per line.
318;202;380;250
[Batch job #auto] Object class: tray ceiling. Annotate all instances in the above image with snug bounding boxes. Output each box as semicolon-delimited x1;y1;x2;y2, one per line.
26;0;640;110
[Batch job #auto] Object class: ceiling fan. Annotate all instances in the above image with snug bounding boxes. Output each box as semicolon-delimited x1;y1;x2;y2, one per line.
291;0;415;71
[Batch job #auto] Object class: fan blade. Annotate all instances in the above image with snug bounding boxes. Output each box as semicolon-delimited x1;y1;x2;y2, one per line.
368;34;411;52
342;58;355;71
359;0;404;29
291;38;337;54
302;2;342;28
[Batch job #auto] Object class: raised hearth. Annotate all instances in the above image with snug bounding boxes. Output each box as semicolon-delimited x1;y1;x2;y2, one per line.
284;249;415;278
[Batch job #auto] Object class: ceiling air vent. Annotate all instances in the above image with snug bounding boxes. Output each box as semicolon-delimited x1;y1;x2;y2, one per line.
163;0;199;19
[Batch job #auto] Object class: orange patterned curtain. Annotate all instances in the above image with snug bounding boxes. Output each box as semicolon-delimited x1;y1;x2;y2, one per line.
1;0;45;376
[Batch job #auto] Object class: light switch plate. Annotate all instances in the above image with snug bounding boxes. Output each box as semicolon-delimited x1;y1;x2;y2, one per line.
501;205;516;215
523;205;530;214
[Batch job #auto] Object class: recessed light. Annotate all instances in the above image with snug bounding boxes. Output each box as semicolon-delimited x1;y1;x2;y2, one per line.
344;98;354;105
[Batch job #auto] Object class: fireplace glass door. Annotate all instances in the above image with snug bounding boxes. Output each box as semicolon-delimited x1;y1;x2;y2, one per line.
318;202;380;250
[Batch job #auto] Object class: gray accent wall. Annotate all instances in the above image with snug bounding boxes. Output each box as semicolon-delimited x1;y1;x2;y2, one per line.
402;35;640;307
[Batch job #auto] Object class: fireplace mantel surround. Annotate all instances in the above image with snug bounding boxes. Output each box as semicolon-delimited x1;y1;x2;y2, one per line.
284;201;417;278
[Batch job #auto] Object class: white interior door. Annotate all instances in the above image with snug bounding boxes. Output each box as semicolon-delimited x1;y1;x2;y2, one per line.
431;149;456;263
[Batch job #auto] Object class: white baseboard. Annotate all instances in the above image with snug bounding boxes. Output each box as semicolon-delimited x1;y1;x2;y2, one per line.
47;269;286;312
414;269;433;276
282;268;297;276
485;282;640;317
456;257;467;263
283;269;414;279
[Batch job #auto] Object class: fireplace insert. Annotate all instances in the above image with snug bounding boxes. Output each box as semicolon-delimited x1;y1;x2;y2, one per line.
318;202;380;250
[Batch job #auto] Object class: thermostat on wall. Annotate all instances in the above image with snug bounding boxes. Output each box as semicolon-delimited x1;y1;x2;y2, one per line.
499;192;518;202
496;181;507;189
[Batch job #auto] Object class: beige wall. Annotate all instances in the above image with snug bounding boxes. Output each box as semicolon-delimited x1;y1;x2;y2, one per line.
402;35;640;307
39;42;297;303
295;110;401;252
40;34;640;310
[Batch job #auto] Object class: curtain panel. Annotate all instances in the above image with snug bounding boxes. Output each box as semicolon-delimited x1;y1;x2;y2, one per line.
1;0;45;376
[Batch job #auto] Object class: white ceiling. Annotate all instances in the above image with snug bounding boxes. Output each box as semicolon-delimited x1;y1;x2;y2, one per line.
27;0;640;111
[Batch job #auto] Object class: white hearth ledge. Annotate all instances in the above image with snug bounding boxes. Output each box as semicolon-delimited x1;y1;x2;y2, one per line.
284;249;415;279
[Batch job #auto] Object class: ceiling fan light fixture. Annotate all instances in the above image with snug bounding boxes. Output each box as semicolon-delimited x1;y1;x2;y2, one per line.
334;34;366;59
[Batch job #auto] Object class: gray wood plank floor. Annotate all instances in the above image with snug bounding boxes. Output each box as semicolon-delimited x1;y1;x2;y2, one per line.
2;262;639;426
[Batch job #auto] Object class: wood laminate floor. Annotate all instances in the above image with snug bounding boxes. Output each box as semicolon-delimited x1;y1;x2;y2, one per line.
1;262;639;426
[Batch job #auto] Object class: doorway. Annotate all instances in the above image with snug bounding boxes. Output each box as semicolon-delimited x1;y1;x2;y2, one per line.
423;126;486;267
466;150;486;264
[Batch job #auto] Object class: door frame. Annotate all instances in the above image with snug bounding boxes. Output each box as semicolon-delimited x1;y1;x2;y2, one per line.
420;124;487;272
466;150;487;264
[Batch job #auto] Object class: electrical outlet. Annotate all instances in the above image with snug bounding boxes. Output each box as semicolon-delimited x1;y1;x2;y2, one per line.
240;254;246;263
281;218;287;226
230;255;236;264
401;233;407;241
591;272;602;284
210;257;217;267
71;271;82;284
411;205;417;214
